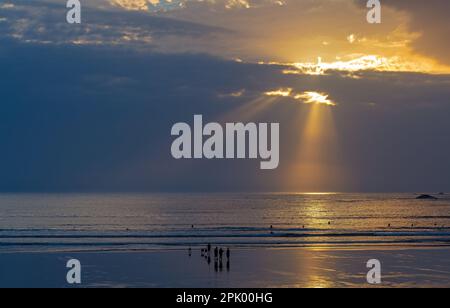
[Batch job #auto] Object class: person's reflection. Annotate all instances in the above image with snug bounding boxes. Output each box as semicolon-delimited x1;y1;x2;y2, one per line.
197;246;231;273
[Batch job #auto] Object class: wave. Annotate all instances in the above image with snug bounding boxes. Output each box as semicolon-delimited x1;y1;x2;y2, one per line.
2;229;450;252
3;237;450;251
1;230;450;240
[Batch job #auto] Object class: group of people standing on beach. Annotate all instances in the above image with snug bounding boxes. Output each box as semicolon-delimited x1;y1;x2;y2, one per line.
189;244;231;273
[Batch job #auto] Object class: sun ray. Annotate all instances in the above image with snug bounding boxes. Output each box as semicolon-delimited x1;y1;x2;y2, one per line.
282;102;349;192
219;96;278;123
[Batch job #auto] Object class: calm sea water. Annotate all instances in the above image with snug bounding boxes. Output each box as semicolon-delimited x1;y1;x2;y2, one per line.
1;193;450;252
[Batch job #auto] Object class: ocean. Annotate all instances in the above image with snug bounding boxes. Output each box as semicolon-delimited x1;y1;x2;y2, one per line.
1;193;450;253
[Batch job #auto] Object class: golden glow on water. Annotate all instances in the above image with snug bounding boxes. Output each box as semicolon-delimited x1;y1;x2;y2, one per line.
293;202;336;288
305;275;334;289
300;192;338;196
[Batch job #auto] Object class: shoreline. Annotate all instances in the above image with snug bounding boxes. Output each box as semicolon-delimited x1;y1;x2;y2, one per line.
3;241;450;254
2;245;450;288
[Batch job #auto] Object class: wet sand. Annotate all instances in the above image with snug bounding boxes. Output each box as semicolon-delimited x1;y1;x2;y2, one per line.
1;246;450;288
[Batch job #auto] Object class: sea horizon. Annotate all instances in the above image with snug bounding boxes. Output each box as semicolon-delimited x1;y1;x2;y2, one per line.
2;192;450;287
1;192;449;252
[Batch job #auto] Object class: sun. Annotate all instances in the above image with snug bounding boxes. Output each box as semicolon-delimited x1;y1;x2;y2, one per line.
295;92;336;106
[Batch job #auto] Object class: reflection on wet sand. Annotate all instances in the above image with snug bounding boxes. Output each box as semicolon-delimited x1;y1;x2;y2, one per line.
3;247;450;287
196;245;231;274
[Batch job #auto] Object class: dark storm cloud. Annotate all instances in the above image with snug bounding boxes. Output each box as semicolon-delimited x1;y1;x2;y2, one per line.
1;39;450;192
0;0;230;47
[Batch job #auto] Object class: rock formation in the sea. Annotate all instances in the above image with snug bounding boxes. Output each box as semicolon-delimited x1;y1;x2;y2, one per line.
416;194;438;200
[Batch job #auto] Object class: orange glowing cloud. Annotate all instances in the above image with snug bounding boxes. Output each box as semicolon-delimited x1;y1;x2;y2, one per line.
265;89;337;106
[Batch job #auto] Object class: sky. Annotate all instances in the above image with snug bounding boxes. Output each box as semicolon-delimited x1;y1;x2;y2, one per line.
1;0;450;192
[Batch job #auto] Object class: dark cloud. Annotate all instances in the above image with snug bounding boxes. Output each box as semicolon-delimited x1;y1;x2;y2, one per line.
0;0;230;48
1;39;450;192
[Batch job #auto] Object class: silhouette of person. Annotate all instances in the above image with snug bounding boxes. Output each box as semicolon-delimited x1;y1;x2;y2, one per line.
214;247;218;259
226;248;230;260
219;248;224;261
208;244;211;252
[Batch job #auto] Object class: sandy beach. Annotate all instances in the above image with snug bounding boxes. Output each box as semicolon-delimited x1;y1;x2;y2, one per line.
2;193;450;288
1;246;450;288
